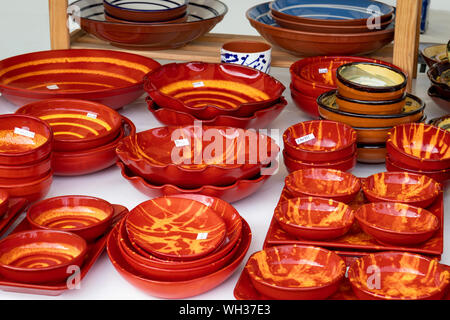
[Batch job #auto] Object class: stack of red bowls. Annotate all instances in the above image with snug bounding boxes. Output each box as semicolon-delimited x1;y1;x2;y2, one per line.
115;125;280;203
385;122;450;184
16;99;136;176
282;120;357;173
0;114;53;202
144;62;287;129
106;194;251;299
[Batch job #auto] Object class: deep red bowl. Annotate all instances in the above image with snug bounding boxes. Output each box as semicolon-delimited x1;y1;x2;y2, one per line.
26;195;115;242
144;62;285;120
283;149;356;174
355;202;440;246
362;171;441;208
52;116;135;176
285;168;361;203
275;197;354;240
0;190;9;218
147;96;287;129
0;114;53;166
106;214;251;299
348;251;450;300
0;155;51;180
0;170;53;202
16;99;123;152
386;123;450;171
245;245;346;300
283;120;356;162
0;49;161;109
0;230;87;284
116;125;279;188
290;84;319;118
103;0;187;22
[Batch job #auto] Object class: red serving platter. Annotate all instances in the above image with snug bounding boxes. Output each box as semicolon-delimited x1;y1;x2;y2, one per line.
0;204;128;296
0;49;161;109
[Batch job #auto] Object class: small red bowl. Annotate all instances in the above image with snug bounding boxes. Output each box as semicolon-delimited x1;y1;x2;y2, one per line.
0;155;51;180
245;245;346;300
285;168;361;203
125;197;227;261
283;120;356;162
275;197;354;240
0;230;87;284
0;170;53;202
16;98;123;152
386;123;450;171
0;114;53;166
362;171;441;208
290;84;319;118
355;202;440;246
26;195;115;242
283;150;356;174
0;190;9;218
348;251;450;300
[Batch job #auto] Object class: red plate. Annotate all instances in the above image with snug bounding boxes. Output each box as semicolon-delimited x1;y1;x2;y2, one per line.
283;150;356;173
125;197;227;261
362;171;441;208
116;125;279;188
144;62;285;119
0;49;161;109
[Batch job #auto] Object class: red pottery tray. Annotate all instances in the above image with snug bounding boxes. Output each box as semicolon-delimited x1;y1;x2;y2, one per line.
263;180;444;258
0;204;128;296
0;198;29;238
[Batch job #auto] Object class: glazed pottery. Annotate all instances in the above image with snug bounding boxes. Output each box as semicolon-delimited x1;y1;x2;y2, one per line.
385;156;450;184
356;144;386;163
103;0;187;22
335;92;406;115
283;150;357;173
421;43;448;68
221;41;272;73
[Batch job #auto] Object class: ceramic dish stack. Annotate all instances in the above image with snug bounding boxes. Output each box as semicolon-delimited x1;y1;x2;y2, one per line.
115;125;280;203
385;123;450;185
144;62;287;129
106;194;251;299
0;114;54;202
283;120;357;172
427;61;450;113
246;1;395;57
16;99;136;176
317;62;427;164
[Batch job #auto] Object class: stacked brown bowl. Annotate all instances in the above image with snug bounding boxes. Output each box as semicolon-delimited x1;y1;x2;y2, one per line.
317;62;426;164
427;61;450;113
0;114;53;202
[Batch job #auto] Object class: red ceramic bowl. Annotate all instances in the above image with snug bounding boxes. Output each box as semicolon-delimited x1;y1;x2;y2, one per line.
0;155;51;180
16;99;123;152
290;84;319;118
0;190;9;218
26;195;115;242
125;197;227;261
119;194;242;270
275;197;354;240
283;120;356;162
0;49;160;109
245;245;346;300
0;114;53;166
355;202;440;246
116;125;279;188
356;144;387;164
348;251;450;300
387;123;450;171
144;62;285;120
103;0;187;22
283;149;356;174
117;160;275;203
52;116;135;176
106;214;251;299
0;170;53;202
285;168;361;203
147;96;287;129
0;230;87;284
362;171;441;208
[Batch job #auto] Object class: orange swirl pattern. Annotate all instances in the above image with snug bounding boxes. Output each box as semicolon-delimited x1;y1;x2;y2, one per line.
0;130;47;153
33;206;110;229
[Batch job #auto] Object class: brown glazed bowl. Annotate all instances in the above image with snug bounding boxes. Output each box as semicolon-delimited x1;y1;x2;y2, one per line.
103;0;187;22
356;144;386;164
427;61;450;100
429;114;450;132
335;92;406;115
428;85;450;113
421;44;448;68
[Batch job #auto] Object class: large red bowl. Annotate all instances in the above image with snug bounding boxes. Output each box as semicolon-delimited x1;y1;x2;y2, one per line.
147;96;287;129
52;116;135;176
0;230;87;284
245;245;346;300
16;99;123;152
144;62;285;120
0;170;53;202
362;171;441;208
290;84;319;118
283;149;356;174
283;120;356;162
106;214;251;299
385;156;450;184
285;168;361;203
117;160;275;203
386;123;450;171
275;197;354;240
355;202;440;246
116;125;279;188
0;49;160;109
348;251;450;300
0;155;51;180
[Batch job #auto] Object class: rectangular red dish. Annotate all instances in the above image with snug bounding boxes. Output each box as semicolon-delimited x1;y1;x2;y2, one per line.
0;198;28;238
0;204;128;296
